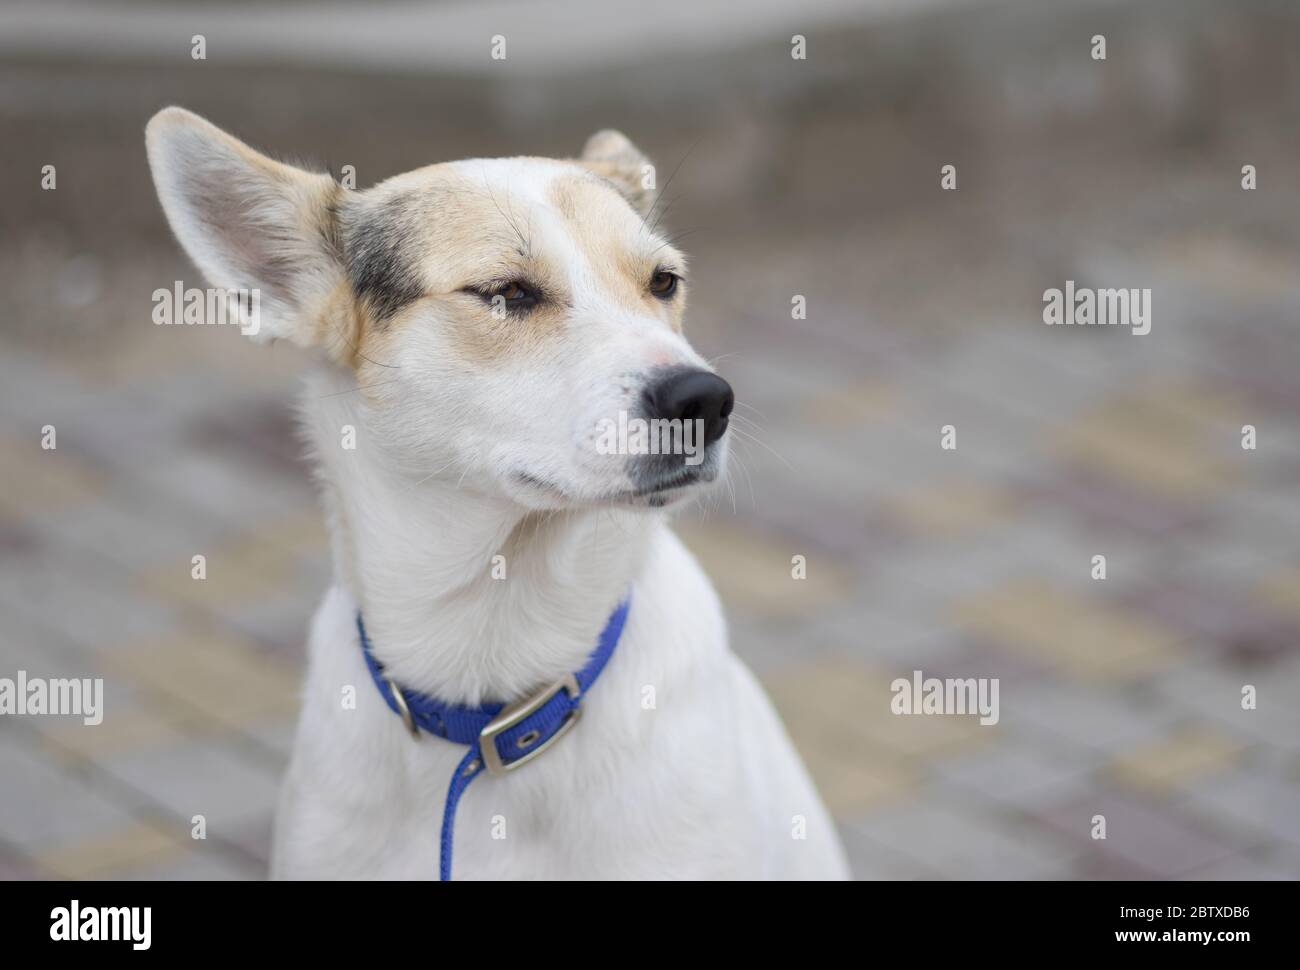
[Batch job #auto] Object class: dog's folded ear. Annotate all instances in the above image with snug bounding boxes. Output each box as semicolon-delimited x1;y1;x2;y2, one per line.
579;130;656;219
145;107;346;347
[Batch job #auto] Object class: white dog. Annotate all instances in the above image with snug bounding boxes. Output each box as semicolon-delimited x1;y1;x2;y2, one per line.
145;107;848;880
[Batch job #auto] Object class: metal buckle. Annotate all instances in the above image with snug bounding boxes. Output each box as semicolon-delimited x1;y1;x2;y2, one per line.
385;677;421;740
478;673;581;776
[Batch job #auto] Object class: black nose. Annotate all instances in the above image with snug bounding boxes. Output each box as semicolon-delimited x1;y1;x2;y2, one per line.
643;368;734;446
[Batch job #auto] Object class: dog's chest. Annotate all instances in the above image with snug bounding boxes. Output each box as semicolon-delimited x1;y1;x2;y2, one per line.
277;583;763;879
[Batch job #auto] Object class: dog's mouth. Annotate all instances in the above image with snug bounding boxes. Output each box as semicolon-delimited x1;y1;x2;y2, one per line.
512;463;714;509
632;466;703;496
605;467;704;508
514;471;566;497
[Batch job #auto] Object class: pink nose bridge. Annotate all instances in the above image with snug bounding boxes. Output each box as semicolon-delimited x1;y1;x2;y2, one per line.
639;329;705;373
646;346;677;369
596;310;692;370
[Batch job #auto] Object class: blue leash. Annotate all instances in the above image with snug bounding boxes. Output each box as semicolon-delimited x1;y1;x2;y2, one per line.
358;597;630;880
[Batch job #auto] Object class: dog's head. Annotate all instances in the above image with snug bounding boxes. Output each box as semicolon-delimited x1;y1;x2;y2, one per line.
146;108;731;510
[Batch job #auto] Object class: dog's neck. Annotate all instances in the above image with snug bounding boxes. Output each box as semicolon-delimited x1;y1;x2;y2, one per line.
301;368;655;705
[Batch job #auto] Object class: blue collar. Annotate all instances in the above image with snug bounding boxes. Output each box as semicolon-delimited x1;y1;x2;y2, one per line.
357;596;630;880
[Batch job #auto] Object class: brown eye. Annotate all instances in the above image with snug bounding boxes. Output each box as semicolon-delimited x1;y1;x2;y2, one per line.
649;270;678;298
475;281;538;310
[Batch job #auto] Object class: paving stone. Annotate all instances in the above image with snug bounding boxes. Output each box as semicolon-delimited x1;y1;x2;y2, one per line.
800;376;901;430
136;530;307;613
1108;728;1243;795
795;605;959;670
1001;681;1182;753
140;447;315;531
1181;853;1300;881
932;733;1099;809
847;799;1075;879
35;699;191;760
0;548;182;654
99;630;301;734
1155;659;1300;748
1030;792;1238;878
0;732;146;853
1052;380;1244;500
1180;769;1300;851
1115;581;1300;668
883;481;1018;539
678;520;856;619
34;821;185;879
763;657;1000;816
224;811;278;867
120;844;261;881
215;585;318;658
927;327;1105;428
0;610;101;681
1254;566;1300;625
724;611;833;677
1164;495;1300;584
838;823;940;881
0;849;43;880
38;484;232;575
246;717;298;764
952;579;1183;682
0;435;106;517
100;738;282;836
1019;467;1211;541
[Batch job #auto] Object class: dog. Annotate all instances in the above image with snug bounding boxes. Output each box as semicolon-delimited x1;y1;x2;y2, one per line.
145;107;849;880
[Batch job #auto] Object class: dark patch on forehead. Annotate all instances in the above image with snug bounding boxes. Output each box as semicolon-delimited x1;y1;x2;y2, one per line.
342;192;425;324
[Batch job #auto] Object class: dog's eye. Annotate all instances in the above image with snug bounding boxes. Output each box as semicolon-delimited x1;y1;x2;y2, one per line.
492;282;538;307
649;270;679;298
471;281;539;312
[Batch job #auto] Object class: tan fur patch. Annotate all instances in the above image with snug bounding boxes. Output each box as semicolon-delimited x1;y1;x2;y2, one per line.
349;161;687;377
549;175;687;333
312;279;366;369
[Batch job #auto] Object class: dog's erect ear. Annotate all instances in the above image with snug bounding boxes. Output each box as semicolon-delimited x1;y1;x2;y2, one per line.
145;107;345;346
579;129;656;218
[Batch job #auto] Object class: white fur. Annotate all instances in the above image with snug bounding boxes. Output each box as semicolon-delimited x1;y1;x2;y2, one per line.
267;368;848;879
146;108;850;880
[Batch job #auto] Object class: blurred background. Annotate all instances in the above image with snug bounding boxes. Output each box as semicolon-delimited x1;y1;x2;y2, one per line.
2;0;1299;879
